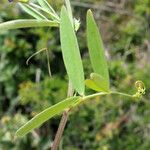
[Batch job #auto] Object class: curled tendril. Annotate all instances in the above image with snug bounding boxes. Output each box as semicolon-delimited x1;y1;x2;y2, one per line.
133;81;146;98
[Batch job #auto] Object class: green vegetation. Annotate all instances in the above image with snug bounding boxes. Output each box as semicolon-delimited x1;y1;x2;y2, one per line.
0;0;149;150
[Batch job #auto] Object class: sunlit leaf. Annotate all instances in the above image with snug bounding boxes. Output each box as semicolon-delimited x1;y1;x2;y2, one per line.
64;0;73;25
19;3;47;20
85;73;110;92
16;96;80;137
0;19;59;31
37;0;57;16
85;79;103;92
60;6;85;95
29;3;59;21
86;10;109;89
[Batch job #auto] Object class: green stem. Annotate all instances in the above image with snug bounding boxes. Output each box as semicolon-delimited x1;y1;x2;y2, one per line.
82;92;109;101
110;91;133;98
82;91;133;102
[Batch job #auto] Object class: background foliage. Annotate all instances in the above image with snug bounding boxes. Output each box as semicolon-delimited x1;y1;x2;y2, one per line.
0;0;150;149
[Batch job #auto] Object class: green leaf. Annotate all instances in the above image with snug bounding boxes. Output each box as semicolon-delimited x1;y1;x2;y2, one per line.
85;79;102;92
19;3;47;20
29;3;59;21
64;0;73;25
85;73;110;92
37;0;57;15
60;6;85;95
0;19;59;32
86;10;109;89
16;96;80;137
18;0;29;2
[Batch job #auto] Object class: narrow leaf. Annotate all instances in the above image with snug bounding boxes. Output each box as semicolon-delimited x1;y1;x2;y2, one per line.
16;96;80;137
19;3;47;20
18;0;29;2
87;10;109;89
0;19;59;31
30;3;59;21
60;6;85;95
65;0;73;25
85;73;110;92
37;0;57;15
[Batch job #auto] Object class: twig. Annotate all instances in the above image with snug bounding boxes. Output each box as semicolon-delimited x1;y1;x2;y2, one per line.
51;81;74;150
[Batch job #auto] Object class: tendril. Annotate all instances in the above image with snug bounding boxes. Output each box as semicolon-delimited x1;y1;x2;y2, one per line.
133;81;146;99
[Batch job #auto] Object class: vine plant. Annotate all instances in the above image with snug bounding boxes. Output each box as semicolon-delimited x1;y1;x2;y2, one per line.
0;0;146;149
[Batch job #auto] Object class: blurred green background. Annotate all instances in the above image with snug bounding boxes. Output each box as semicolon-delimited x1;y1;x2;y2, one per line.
0;0;150;150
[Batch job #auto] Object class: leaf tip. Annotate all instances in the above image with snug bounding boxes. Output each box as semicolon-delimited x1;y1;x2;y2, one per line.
15;125;27;137
87;9;92;13
60;5;68;18
61;5;66;12
87;9;93;17
15;130;20;137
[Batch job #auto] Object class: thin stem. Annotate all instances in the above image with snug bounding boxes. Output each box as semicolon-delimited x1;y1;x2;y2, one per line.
51;81;73;150
111;91;133;98
51;89;134;149
82;91;134;102
26;48;47;65
51;110;69;150
82;92;109;101
46;49;52;77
